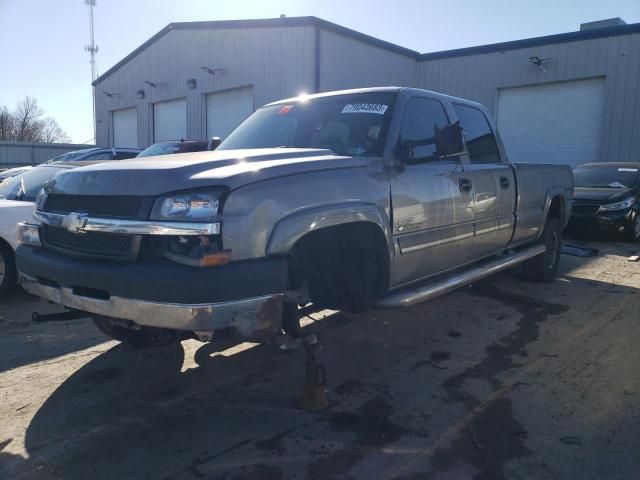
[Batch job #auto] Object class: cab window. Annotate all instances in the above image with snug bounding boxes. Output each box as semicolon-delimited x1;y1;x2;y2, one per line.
453;104;501;163
398;97;449;160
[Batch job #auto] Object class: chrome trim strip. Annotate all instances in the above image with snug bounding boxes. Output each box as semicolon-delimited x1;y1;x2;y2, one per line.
378;244;546;308
400;231;474;254
19;274;282;337
34;210;220;236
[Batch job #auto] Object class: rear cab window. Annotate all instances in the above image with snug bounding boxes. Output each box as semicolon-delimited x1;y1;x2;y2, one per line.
453;104;501;163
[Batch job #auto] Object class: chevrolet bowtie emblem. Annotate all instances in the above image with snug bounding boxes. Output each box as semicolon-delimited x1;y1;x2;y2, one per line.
61;212;88;233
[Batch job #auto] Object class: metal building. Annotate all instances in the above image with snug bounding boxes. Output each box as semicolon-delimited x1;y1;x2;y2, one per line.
93;16;640;166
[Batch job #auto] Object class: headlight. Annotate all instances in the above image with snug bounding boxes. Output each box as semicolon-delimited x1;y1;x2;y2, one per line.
598;198;635;212
35;188;47;210
17;222;41;247
150;190;222;222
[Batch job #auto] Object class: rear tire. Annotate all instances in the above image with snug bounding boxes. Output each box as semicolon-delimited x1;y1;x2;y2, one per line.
522;217;562;283
92;316;183;349
0;243;16;294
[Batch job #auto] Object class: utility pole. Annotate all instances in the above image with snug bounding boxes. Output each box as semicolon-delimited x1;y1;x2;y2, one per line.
85;0;98;143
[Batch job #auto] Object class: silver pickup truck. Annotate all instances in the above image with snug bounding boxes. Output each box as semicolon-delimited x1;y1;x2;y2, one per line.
16;87;573;347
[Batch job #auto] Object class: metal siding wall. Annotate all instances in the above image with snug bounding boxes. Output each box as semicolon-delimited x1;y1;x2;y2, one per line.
417;33;640;163
94;26;316;148
318;30;416;91
0;142;94;167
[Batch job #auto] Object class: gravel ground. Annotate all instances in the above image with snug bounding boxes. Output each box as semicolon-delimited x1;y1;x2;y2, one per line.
0;240;639;480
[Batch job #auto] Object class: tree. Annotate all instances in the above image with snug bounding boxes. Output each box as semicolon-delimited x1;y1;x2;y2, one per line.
41;117;71;143
0;106;14;141
0;97;71;143
13;96;44;141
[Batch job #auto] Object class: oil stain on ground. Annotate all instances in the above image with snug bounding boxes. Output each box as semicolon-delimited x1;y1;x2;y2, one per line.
307;396;411;480
430;280;569;479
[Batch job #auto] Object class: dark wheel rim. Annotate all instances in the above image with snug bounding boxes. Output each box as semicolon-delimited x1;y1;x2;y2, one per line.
634;216;640;240
546;232;560;270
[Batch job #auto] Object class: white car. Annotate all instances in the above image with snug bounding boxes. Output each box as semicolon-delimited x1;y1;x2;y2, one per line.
0;163;91;293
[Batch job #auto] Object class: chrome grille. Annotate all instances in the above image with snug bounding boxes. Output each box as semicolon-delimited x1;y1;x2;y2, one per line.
43;194;148;219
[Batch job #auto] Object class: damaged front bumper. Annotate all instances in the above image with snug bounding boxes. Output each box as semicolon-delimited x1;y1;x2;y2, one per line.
20;274;284;337
16;245;289;338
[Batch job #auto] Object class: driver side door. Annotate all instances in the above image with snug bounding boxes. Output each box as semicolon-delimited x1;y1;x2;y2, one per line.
389;96;474;288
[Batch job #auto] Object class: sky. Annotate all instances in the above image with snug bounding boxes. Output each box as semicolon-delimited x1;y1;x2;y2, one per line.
0;0;638;144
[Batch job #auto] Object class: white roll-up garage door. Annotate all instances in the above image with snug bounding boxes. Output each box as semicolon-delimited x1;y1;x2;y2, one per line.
154;98;187;142
497;78;604;167
112;107;138;147
206;87;254;139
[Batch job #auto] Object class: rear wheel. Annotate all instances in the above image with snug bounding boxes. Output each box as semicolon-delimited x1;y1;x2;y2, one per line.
522;217;562;283
0;243;16;294
92;316;183;349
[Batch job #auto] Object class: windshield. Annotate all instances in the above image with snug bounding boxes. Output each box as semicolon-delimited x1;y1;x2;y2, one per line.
46;150;91;164
137;142;207;157
573;165;640;189
217;92;395;157
0;166;65;201
138;143;183;157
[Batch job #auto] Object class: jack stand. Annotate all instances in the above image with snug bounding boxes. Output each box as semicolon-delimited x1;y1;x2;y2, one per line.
297;334;329;412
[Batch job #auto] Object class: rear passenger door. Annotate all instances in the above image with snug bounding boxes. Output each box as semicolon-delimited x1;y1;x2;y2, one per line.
453;104;515;258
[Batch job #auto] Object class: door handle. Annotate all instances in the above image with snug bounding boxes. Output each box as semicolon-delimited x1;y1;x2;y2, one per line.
459;177;472;193
500;176;510;189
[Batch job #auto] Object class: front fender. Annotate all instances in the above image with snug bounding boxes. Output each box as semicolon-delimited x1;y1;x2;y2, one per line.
266;202;393;257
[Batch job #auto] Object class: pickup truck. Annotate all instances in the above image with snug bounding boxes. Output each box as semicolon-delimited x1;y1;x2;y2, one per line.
16;87;573;347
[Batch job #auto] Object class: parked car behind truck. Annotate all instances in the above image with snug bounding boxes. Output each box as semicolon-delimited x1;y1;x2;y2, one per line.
569;162;640;242
0;162;99;293
16;87;573;347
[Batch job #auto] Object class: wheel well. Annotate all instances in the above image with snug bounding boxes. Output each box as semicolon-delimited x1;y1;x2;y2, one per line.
0;237;14;257
288;222;390;311
548;195;564;223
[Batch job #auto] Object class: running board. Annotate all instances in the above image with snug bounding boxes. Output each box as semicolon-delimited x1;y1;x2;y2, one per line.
377;244;546;308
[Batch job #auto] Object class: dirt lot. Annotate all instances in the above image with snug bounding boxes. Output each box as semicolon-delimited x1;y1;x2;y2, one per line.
1;240;639;479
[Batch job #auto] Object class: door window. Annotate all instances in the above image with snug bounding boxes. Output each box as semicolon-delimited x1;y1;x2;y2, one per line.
399;98;449;160
453;104;501;163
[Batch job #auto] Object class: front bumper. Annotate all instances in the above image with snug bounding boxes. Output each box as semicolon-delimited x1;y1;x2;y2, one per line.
20;274;283;337
16;245;288;337
569;207;635;233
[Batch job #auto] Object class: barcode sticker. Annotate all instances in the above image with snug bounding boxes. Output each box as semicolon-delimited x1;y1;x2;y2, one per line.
341;104;388;115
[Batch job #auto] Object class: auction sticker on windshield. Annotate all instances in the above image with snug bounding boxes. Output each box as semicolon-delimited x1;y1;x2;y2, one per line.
342;104;388;114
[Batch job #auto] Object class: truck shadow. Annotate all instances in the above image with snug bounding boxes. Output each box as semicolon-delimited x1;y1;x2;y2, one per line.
4;261;639;479
0;289;108;374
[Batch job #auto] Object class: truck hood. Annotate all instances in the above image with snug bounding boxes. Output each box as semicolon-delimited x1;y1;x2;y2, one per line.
0;198;35;210
572;187;634;203
47;148;363;196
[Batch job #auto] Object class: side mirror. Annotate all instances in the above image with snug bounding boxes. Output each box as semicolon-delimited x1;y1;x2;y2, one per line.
435;121;464;157
208;136;221;151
